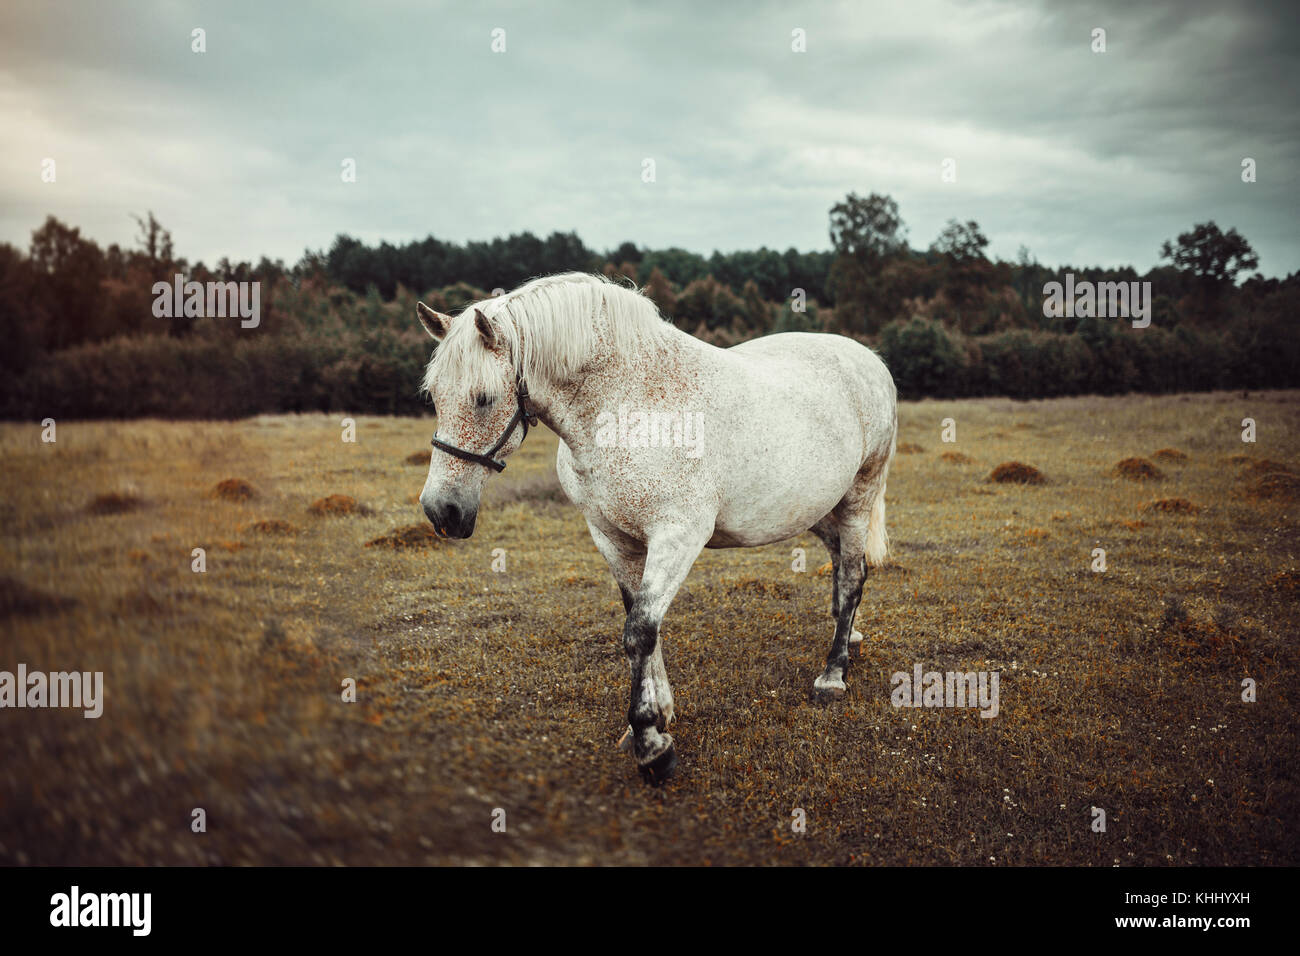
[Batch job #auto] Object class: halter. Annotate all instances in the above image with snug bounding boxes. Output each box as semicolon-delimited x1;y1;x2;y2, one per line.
430;377;538;472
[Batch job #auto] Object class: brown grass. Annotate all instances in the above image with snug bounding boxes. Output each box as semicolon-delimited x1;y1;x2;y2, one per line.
489;470;569;506
405;450;431;466
1144;502;1201;515
246;519;298;535
940;451;974;464
1141;497;1201;515
365;524;441;550
308;494;372;517
987;461;1045;484
897;442;925;454
87;491;144;515
2;392;1297;867
735;577;793;599
1268;571;1299;595
1111;457;1163;481
1153;448;1187;461
211;478;256;501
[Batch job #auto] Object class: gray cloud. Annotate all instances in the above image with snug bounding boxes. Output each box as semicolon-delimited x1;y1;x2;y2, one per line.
1;0;1295;275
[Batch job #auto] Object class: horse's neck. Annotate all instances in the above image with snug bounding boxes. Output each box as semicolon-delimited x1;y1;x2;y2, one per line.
528;327;699;453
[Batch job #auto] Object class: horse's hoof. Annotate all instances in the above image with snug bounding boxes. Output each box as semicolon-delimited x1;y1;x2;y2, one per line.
812;677;847;702
638;740;678;785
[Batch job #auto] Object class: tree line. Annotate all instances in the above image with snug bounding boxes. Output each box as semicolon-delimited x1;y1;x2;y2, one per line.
1;196;1295;420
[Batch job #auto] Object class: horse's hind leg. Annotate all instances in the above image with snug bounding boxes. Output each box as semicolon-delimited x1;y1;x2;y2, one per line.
813;547;866;699
811;517;864;658
813;476;885;698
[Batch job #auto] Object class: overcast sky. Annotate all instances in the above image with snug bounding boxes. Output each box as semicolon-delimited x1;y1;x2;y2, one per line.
2;0;1296;275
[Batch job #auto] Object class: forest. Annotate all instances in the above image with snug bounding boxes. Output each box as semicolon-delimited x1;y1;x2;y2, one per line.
2;193;1295;419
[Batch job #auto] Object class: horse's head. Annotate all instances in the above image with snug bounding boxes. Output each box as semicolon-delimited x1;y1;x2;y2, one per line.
416;301;529;538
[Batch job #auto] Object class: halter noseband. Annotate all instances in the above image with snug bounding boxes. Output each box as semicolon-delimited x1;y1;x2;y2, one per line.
430;377;538;473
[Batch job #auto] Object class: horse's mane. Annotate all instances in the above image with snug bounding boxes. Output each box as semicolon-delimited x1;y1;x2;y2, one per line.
422;272;671;396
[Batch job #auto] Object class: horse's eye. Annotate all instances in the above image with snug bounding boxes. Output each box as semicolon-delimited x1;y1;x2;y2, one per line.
476;394;492;408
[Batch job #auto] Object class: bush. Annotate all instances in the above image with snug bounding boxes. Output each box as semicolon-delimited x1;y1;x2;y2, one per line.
879;316;965;397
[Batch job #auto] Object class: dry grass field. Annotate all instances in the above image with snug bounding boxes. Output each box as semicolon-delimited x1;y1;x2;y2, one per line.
1;390;1297;866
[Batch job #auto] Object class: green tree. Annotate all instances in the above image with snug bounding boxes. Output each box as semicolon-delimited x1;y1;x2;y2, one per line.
827;192;909;334
1159;222;1258;317
29;216;107;349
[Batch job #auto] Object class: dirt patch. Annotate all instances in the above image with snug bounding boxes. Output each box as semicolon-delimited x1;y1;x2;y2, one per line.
1112;457;1163;481
117;589;166;616
987;462;1045;485
1241;458;1295;478
897;442;925;454
308;494;373;517
405;450;431;466
0;575;75;618
1248;472;1300;502
940;451;974;464
1142;497;1200;515
245;519;298;535
211;478;256;501
87;492;144;515
1223;454;1253;466
365;524;441;550
1153;448;1187;461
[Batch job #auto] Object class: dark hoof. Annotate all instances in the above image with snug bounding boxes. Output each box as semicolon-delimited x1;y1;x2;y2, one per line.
639;741;678;785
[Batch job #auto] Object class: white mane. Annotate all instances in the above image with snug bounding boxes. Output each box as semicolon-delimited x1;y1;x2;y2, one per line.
422;272;672;396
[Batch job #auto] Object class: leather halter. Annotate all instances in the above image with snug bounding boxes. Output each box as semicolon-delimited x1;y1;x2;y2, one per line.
430;377;538;473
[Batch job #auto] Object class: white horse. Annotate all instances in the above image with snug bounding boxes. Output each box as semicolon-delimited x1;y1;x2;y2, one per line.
416;273;896;783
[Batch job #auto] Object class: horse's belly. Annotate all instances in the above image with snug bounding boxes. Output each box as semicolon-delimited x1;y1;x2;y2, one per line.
708;473;849;548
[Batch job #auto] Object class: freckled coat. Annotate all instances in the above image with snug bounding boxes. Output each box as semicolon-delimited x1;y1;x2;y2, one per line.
415;272;896;781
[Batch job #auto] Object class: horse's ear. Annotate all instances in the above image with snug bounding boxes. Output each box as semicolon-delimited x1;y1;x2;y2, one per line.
473;308;498;349
416;302;452;341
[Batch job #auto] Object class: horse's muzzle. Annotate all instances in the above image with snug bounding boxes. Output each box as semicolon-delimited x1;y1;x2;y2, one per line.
422;499;477;539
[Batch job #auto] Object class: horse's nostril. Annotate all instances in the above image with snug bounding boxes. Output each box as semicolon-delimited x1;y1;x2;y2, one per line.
444;503;461;530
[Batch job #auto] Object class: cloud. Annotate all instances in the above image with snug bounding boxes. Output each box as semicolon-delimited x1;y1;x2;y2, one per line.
0;0;1295;275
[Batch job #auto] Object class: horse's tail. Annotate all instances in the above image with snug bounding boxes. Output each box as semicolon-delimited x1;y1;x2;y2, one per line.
865;479;889;568
864;408;895;568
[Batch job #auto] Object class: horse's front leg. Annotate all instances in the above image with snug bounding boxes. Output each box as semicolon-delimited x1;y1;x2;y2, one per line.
622;524;709;783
